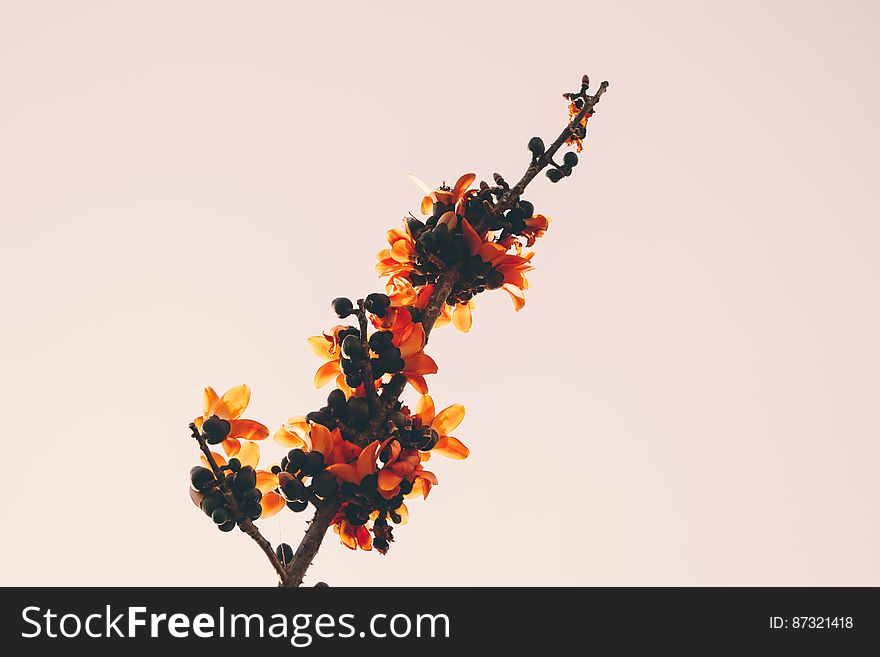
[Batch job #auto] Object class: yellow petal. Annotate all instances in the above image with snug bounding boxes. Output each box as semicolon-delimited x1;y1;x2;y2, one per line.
202;386;220;418
503;283;526;311
326;463;362;484
415;394;435;424
307;335;334;359
433;436;470;459
452;172;476;201
404;373;429;394
260;491;285;519
396;502;409;525
216;384;250;420
273;426;306;448
309;423;334;457
201;451;226;469
420;195;433;215
398;323;426;358
222;437;240;457
452;303;472;333
228;419;269;441
314;360;341;388
403;353;438;375
433;403;465;435
256;470;279;494
236;441;260;469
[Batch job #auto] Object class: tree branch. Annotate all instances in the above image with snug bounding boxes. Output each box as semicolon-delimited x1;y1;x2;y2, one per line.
190;424;288;582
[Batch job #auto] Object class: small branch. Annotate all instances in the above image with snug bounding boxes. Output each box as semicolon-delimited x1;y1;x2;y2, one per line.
189;423;288;582
281;269;459;586
282;498;342;587
487;79;609;220
355;299;379;411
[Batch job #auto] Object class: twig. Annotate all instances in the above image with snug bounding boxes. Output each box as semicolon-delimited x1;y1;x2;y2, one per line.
486;79;609;221
355;299;379;411
189;424;288;582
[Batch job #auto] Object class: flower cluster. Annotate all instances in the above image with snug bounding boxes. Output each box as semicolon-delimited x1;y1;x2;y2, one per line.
186;78;606;578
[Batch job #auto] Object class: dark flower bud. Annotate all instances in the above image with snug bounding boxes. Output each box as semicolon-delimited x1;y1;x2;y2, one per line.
287;499;309;512
232;466;256;493
518;200;534;217
190;466;215;492
364;293;391;314
344;504;369;526
327;388;347;414
211;507;229;525
276;542;294;565
226;457;241;472
563;151;579;168
484;270;505;290
346;397;370;424
406;217;425;238
243;502;262;520
368;330;394;352
345;373;363;389
218;520;236;532
282;477;307;502
341;334;364;360
418;230;437;251
311;471;338;498
399;479;414;495
287;448;306;471
306;410;332;427
369;357;386;379
528;136;545;157
331;297;354;318
202;416;231;444
200;492;225;517
302;451;325;476
546;168;563;183
315;581;330;588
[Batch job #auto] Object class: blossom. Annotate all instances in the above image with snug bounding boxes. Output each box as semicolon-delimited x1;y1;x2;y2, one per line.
307;325;359;395
194;384;269;460
413;395;470;460
566;100;592;152
412;172;476;216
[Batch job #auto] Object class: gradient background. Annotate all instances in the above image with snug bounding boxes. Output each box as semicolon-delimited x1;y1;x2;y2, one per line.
1;1;878;586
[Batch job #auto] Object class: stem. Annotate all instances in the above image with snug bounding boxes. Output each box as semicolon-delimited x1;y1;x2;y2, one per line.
281;499;342;587
190;424;288;582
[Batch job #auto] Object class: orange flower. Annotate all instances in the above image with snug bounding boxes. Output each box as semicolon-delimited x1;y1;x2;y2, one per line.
413;394;470;461
411;172;476;216
307;325;362;395
194;385;269;460
334;517;373;551
376;227;418;279
566;101;592;152
391;319;438;394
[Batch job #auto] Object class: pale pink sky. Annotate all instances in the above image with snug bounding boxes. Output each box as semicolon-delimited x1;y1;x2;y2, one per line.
1;1;878;586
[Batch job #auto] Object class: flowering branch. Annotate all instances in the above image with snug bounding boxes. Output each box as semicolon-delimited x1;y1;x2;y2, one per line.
186;73;609;587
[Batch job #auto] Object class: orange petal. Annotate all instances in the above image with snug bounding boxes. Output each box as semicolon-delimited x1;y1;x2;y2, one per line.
236;440;260;469
398;323;426;358
216;384;250;420
326;463;362;484
433;436;470;459
378;468;405;491
403;353;438;375
357;441;381;479
314;360;341;388
260;491;285;519
420;195;433;216
221;437;240;457
202;386;220;418
460;219;482;256
396;502;409;525
452;303;472;333
307;335;334;359
404;374;429;395
357;526;373;551
415;394;435;424
309;423;334;457
433;403;465;435
336;521;358;550
273;426;306;448
502;283;526;311
256;470;279;494
228;418;269;441
452;172;476;201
